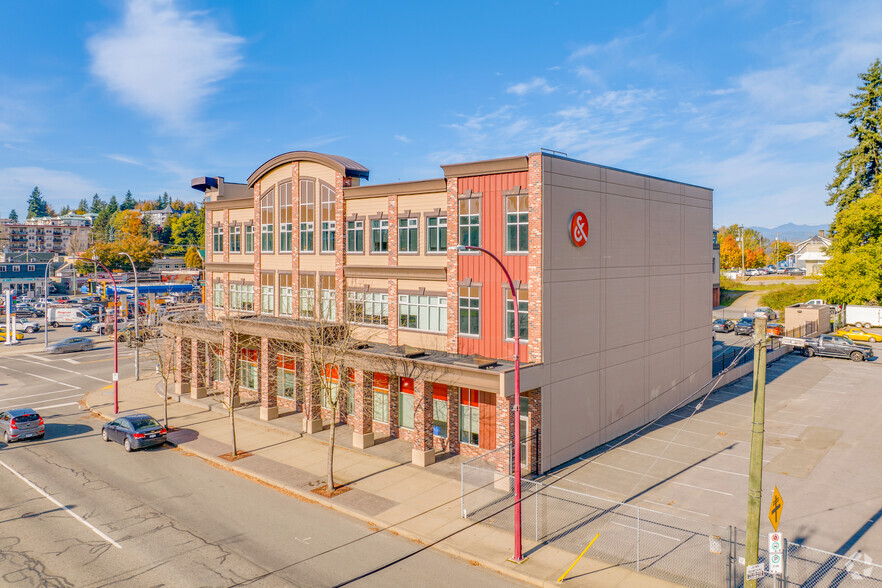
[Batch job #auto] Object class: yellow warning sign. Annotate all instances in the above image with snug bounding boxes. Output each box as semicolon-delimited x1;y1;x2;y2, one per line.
769;486;783;532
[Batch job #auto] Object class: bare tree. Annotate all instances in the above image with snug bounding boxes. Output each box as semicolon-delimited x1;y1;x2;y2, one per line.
215;316;261;459
142;333;176;429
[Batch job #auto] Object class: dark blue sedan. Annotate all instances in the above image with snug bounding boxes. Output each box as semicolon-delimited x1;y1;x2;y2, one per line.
72;318;98;332
101;414;166;452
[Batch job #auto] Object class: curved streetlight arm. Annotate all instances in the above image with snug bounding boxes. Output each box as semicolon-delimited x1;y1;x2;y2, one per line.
76;256;120;414
44;260;51;348
454;244;525;562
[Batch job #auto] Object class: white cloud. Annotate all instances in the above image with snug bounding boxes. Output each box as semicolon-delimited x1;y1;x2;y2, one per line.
87;0;244;127
0;167;100;216
507;78;557;96
104;153;145;166
394;134;411;144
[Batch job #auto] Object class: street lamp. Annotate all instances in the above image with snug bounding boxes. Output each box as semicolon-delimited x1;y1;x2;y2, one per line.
454;244;525;563
43;259;52;348
77;255;120;414
118;252;140;381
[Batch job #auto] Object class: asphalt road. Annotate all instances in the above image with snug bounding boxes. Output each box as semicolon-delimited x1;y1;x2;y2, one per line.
0;345;523;587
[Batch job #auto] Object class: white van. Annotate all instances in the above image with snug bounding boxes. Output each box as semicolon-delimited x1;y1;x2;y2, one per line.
47;307;93;328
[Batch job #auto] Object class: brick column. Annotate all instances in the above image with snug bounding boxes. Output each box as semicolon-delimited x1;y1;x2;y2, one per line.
527;153;543;363
387;193;399;346
446;177;459;353
446;385;460;455
190;338;207;399
222;209;230;263
388;374;400;439
252;181;262;313
352;369;374;448
387;279;398;346
174;336;191;395
301;343;323;434
259;336;278;420
495;391;514;475
335;171;346;321
291;162;301;319
412;379;435;467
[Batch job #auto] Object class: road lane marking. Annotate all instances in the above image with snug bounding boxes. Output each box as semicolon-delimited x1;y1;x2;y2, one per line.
62;358;81;364
0;389;83;403
0;395;83;411
0;459;122;549
22;353;51;361
31;402;80;410
15;357;111;384
25;373;81;388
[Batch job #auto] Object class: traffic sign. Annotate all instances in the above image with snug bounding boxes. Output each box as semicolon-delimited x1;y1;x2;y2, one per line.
769;532;784;574
769;486;783;531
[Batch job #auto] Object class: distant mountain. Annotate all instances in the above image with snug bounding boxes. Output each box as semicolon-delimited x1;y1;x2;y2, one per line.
747;223;829;243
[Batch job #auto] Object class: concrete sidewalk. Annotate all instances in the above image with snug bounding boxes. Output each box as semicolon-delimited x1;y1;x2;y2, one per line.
84;375;682;587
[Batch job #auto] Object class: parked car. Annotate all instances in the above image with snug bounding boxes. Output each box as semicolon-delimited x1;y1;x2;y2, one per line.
47;306;93;328
0;327;24;342
712;319;735;333
102;413;167;452
13;316;41;333
785;267;806;276
805;299;827;306
11;304;43;318
766;323;785;337
116;324;159;343
754;307;778;320
92;317;130;335
72;317;99;332
834;327;879;343
46;336;94;354
800;334;874;362
0;409;44;443
735;317;755;335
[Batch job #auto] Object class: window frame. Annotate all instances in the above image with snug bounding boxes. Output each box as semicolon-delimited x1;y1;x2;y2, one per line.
370;218;389;253
300;178;315;253
229;223;241;253
260;188;274;254
398;294;447;333
320;275;336;321
458;196;481;248
398;217;418;253
212;225;223;253
299;274;316;319
458;285;480;337
504;192;529;254
346;290;389;326
244;224;254;254
278;273;293;316
260;272;275;315
504;288;528;342
278;181;293;254
426;216;447;253
320;183;336;253
346;219;364;253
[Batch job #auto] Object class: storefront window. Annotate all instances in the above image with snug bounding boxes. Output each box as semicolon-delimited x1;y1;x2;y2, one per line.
399;377;414;429
432;383;448;437
373;373;389;423
459;389;480;446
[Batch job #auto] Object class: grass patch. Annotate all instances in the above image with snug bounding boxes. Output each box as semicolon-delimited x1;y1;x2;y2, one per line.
759;283;821;311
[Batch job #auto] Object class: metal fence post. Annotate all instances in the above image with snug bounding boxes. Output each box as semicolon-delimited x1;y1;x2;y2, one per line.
728;525;735;588
535;484;539;542
782;538;788;588
460;463;465;518
636;507;641;572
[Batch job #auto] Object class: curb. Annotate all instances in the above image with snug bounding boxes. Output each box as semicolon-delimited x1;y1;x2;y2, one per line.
82;391;550;587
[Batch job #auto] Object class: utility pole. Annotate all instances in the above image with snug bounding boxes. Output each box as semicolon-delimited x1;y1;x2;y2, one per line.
745;315;768;588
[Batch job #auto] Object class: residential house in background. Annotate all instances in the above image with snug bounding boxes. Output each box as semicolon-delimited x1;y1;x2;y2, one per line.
787;231;832;275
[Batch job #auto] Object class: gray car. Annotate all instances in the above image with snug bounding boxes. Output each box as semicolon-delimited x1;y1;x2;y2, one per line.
0;408;45;443
47;336;94;354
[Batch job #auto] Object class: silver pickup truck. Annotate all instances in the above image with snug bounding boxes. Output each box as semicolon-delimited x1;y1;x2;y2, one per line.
785;334;875;362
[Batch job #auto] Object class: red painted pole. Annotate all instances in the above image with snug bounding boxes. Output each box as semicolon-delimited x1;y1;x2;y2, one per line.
457;245;523;562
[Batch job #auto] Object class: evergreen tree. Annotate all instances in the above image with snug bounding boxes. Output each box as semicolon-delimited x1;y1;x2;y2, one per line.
60;205;71;215
26;186;49;219
827;59;882;223
161;192;170;208
9;209;18;221
91;194;104;214
120;190;136;211
107;195;119;214
77;198;89;214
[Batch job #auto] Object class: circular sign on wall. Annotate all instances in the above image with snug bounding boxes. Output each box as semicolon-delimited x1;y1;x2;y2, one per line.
570;211;589;247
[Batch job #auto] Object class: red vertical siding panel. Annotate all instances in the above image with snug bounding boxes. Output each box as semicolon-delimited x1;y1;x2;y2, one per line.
458;171;529;363
478;391;497;450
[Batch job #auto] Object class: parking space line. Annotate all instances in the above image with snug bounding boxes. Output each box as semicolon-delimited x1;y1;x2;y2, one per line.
673;482;733;496
613;447;748;477
0;459;121;549
642;500;710;517
612;521;681;542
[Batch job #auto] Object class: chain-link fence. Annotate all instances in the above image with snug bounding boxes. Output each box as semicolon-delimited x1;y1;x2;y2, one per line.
463;449;882;587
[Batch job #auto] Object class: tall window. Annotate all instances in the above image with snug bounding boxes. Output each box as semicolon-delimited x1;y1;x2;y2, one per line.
398;217;418;252
229;224;241;253
300;178;315;253
279;181;292;253
212;282;223;308
211;346;225;383
238;350;258;391
346;290;388;326
505;193;529;253
373;373;389;424
299;274;315;318
505;289;528;341
212;226;223;252
244;224;254;253
371;219;388;252
320;184;336;252
459;198;480;247
260;273;274;314
277;354;296;398
320;275;336;320
279;273;293;316
459;389;480;446
399;378;414;430
433;384;448;437
346;220;364;253
230;283;254;311
459;286;480;335
427;216;447;253
261;189;274;253
399;294;446;332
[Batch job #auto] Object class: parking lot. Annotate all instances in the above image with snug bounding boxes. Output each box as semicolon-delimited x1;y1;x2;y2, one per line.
544;342;882;560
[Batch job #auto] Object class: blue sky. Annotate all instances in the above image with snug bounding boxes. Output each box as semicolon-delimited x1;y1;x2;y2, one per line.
2;0;880;228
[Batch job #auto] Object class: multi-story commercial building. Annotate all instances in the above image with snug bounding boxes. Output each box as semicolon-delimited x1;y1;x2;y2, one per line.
0;215;91;255
171;150;713;472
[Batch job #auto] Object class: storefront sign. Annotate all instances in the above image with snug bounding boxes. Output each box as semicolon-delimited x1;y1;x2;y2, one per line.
570;211;589;247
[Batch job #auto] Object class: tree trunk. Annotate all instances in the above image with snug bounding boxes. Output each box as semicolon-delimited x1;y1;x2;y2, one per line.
327;418;336;492
163;379;168;429
229;405;238;457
